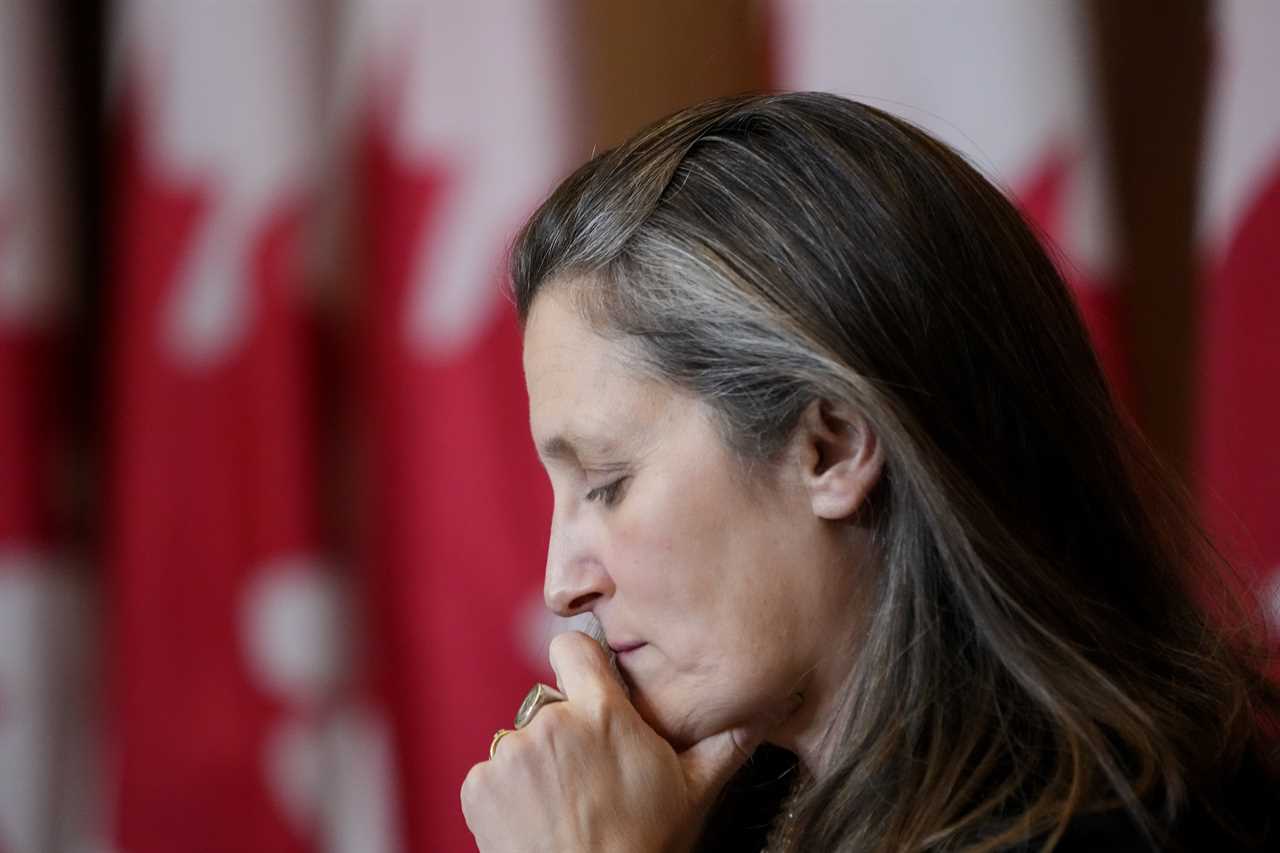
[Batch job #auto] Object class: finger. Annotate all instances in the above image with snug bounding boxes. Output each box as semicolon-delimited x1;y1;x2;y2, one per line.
488;728;517;761
548;630;627;708
460;762;488;828
678;724;764;808
678;693;804;807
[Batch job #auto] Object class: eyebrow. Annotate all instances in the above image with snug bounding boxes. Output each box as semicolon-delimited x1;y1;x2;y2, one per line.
537;431;617;463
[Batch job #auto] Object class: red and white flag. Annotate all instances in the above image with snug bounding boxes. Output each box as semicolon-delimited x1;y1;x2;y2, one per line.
772;0;1130;402
1197;0;1280;636
106;3;346;851
343;1;576;848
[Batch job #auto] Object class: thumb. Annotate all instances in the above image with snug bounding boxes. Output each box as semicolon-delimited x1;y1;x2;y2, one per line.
677;723;766;808
677;692;803;807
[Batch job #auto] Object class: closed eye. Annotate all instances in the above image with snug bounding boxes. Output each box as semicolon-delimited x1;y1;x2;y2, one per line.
585;476;628;507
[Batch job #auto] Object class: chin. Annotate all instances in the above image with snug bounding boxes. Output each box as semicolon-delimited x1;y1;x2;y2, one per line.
628;682;742;753
623;684;691;749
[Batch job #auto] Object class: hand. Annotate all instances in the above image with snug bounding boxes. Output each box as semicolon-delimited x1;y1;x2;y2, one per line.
461;631;780;853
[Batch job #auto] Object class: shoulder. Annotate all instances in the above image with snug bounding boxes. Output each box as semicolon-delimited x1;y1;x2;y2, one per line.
1015;808;1279;852
1011;748;1280;853
696;744;797;853
1017;805;1277;853
1020;810;1155;852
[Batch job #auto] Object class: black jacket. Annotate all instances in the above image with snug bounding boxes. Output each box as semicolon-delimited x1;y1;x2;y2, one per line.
699;744;1278;852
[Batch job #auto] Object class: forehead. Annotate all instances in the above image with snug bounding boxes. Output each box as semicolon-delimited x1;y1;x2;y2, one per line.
523;288;618;385
523;290;648;432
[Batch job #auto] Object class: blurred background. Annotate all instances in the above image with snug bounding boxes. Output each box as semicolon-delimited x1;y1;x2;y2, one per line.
1;1;1276;851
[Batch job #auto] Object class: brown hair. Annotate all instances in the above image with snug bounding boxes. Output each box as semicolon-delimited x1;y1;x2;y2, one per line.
509;92;1277;851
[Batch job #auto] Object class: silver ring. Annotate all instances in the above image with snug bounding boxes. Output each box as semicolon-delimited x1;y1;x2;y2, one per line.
514;682;566;729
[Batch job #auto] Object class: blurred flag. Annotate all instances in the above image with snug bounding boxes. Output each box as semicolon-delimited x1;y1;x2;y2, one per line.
1197;0;1280;634
772;0;1130;403
106;3;346;851
344;1;575;848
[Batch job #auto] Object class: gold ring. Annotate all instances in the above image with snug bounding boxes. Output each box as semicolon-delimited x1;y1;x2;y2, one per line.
489;728;514;759
514;683;566;729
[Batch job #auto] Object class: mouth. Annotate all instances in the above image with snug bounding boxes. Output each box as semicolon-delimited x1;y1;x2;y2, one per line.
584;615;634;695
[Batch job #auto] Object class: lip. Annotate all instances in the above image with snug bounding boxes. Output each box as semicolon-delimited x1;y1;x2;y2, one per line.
608;641;646;655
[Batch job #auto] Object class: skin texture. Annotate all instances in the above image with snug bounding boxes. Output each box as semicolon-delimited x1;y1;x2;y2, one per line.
461;287;883;851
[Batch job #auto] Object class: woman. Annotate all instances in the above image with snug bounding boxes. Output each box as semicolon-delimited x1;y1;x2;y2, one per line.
460;93;1278;851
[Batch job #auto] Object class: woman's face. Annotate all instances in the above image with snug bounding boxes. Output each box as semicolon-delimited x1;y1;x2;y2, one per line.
522;288;866;751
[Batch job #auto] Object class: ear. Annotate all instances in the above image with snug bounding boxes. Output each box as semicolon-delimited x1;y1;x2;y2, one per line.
792;399;884;521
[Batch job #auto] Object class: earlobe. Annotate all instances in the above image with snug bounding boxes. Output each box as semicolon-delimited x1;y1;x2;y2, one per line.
798;399;884;521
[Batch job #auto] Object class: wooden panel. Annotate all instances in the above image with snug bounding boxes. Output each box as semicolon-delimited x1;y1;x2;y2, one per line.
572;0;768;151
1090;0;1210;476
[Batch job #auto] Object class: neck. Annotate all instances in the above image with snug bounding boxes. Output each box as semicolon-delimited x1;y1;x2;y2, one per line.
766;651;851;775
768;527;872;773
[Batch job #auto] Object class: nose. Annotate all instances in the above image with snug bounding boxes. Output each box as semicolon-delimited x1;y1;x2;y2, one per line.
543;514;613;617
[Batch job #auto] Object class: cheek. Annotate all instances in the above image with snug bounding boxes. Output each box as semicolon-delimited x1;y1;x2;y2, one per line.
610;474;731;611
608;491;817;740
615;478;794;659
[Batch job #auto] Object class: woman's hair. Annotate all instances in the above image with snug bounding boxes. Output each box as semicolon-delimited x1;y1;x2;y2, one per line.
507;92;1278;851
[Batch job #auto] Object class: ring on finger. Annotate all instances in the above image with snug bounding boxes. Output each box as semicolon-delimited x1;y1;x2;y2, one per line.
514;683;566;729
489;728;514;759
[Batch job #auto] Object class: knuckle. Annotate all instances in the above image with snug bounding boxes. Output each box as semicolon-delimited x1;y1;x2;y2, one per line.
521;702;576;760
594;697;617;729
525;706;563;745
460;763;485;812
546;696;579;727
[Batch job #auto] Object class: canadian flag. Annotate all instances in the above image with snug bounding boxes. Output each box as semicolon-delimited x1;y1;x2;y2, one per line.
105;3;347;851
772;0;1129;402
343;1;576;849
1197;0;1280;636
